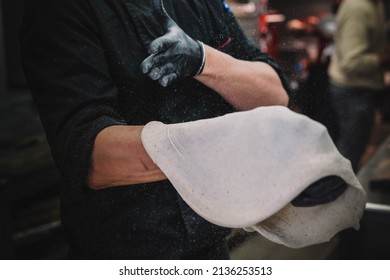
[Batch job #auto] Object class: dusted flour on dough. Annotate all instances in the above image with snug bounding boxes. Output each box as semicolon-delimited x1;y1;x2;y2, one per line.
141;106;366;248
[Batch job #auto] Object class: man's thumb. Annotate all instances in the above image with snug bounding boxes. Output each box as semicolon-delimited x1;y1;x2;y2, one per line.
151;0;175;28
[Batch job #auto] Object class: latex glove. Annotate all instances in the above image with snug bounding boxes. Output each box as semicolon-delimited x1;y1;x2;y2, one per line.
291;176;347;207
140;0;205;87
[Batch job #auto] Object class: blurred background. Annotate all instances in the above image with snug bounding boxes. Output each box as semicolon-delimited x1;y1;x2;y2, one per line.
1;0;390;259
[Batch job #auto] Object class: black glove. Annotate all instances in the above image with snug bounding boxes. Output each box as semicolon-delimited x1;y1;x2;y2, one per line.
291;176;348;207
140;0;205;87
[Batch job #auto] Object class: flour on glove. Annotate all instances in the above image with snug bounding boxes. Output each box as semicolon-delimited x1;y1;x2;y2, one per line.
140;0;205;86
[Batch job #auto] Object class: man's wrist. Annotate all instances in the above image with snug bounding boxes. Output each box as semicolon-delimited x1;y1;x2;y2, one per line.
194;41;206;76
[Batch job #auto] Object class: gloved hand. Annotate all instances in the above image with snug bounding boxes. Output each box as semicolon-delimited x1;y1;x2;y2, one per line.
291;176;348;207
140;0;205;87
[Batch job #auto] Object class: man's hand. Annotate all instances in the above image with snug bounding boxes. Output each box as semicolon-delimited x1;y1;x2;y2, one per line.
140;0;205;87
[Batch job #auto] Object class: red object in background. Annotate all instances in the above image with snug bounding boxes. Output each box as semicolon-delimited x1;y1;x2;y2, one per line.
258;0;269;53
258;14;268;34
258;14;269;53
266;20;281;59
258;0;283;59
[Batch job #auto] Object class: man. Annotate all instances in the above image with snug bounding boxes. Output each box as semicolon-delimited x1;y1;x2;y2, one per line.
328;0;390;171
20;0;288;259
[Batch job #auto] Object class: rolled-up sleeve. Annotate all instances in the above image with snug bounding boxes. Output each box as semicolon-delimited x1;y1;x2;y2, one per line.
20;0;126;187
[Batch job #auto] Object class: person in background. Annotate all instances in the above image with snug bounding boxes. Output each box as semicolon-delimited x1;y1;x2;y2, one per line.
328;0;390;172
285;0;342;140
20;0;289;259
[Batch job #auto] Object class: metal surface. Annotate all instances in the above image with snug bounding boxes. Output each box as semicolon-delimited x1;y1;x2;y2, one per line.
358;135;390;207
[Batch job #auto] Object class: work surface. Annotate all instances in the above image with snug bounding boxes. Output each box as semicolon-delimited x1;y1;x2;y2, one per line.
358;134;390;209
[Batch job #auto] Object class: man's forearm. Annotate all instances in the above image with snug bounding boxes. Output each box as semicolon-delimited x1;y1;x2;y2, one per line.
196;45;289;110
86;125;167;190
87;45;288;190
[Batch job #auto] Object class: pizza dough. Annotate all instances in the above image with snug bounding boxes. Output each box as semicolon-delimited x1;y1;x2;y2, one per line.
141;106;366;248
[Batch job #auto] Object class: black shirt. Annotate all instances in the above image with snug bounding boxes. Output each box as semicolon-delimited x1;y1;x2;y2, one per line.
21;0;288;259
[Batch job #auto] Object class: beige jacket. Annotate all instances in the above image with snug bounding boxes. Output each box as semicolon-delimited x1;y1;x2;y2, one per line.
328;0;386;90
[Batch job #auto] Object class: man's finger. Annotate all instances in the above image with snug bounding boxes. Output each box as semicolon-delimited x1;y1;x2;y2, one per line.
159;73;178;87
148;63;176;80
141;49;174;74
140;56;153;74
148;35;175;54
148;67;163;80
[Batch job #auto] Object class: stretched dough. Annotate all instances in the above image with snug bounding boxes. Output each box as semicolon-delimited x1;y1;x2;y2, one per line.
141;106;366;248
